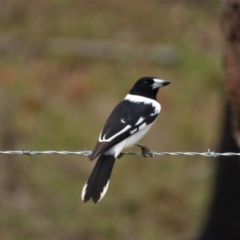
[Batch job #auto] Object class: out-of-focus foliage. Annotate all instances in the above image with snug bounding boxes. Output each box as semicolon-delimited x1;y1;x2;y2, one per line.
0;1;222;240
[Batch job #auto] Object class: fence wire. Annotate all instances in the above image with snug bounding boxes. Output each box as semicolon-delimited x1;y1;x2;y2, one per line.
0;149;239;158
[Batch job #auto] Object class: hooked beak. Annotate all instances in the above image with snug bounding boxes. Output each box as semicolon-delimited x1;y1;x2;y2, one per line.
152;78;171;89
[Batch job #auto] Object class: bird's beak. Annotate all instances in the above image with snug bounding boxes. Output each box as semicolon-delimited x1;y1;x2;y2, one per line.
152;79;171;89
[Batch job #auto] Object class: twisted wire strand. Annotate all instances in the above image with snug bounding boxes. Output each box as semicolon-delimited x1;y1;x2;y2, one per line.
0;149;239;158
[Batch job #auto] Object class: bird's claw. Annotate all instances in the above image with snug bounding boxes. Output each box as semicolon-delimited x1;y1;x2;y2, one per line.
135;144;154;158
117;152;124;159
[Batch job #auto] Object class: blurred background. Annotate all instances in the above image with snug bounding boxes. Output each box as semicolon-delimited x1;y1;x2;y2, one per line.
0;1;223;240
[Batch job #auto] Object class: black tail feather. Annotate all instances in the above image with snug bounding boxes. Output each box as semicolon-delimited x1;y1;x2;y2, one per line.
82;154;116;203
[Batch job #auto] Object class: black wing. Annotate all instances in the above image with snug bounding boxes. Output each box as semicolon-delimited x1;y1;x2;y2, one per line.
89;99;159;160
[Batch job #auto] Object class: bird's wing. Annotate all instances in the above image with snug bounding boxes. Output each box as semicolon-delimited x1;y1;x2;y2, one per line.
89;99;159;160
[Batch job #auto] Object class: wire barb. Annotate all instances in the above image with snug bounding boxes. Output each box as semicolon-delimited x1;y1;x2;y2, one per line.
0;149;239;158
23;149;33;158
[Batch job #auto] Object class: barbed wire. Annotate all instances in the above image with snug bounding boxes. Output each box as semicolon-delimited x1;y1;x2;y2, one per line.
0;149;239;158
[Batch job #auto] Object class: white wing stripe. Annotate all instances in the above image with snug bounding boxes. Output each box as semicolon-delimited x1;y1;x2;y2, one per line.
130;128;138;134
135;117;145;125
99;125;132;142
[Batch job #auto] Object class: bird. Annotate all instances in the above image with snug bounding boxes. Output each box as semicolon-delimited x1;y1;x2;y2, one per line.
81;76;170;203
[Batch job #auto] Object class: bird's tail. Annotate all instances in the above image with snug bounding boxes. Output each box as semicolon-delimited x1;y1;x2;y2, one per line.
81;154;116;203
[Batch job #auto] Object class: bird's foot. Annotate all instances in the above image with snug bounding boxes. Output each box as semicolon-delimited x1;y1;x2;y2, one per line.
135;143;154;158
117;152;124;159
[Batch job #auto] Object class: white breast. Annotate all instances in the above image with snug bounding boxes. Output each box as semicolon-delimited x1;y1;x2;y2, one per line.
104;122;154;158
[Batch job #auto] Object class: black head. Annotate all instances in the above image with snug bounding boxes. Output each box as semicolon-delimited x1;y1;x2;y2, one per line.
129;76;170;99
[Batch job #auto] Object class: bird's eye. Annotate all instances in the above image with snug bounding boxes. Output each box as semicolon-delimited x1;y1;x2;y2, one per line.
142;81;148;86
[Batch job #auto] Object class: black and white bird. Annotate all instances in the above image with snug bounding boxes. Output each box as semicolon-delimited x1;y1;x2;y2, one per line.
81;76;170;203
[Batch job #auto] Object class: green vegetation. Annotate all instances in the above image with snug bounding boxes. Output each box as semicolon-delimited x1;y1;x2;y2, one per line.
0;1;222;239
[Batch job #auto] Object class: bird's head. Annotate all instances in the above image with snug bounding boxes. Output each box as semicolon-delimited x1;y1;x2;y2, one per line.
129;77;170;99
